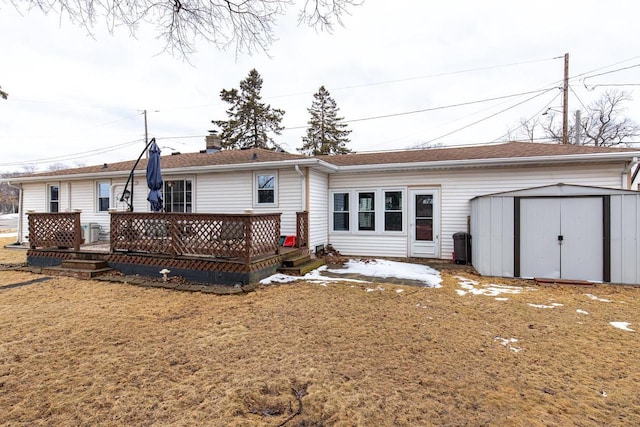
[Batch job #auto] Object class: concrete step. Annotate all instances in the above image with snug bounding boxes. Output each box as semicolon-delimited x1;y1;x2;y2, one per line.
42;266;114;280
278;258;325;276
61;259;108;270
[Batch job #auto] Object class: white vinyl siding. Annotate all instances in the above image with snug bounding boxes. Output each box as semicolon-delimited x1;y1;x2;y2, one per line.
308;169;328;253
329;162;627;259
19;181;109;242
197;171;252;213
196;168;303;237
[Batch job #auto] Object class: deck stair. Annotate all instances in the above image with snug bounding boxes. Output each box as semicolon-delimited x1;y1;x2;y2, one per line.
42;259;113;280
278;251;325;276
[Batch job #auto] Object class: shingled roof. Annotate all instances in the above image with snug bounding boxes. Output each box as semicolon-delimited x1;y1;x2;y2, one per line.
13;142;640;180
317;141;640;166
21;148;308;178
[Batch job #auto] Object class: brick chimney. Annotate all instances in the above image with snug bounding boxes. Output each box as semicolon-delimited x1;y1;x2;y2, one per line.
205;131;222;153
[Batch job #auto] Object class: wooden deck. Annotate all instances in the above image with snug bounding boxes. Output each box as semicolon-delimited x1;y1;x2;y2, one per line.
26;211;311;285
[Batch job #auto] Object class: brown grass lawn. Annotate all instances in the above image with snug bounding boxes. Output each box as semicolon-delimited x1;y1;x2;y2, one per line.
1;237;639;426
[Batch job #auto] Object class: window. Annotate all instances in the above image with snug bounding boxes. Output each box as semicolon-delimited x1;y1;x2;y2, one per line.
164;179;192;212
333;192;349;231
415;194;433;241
48;184;59;213
255;173;277;205
384;191;403;231
97;182;110;212
358;192;375;231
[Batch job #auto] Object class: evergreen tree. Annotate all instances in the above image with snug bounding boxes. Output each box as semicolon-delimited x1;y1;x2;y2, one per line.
299;86;352;155
213;69;285;150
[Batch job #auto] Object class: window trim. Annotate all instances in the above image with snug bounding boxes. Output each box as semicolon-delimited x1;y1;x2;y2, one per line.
331;191;350;232
329;188;406;235
357;191;376;231
383;189;404;233
254;171;278;208
47;183;60;213
163;177;194;213
96;181;111;213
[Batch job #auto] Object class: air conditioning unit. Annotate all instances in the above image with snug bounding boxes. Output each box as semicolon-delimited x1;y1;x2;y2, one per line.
81;223;101;243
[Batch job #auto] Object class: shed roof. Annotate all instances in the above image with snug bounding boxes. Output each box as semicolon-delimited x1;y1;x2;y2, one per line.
472;183;640;199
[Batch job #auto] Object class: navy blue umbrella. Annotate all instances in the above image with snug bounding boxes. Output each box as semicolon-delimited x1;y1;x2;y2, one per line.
146;140;163;212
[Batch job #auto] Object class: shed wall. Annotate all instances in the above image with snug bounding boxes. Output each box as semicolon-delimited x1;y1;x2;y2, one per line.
610;194;640;284
472;188;640;285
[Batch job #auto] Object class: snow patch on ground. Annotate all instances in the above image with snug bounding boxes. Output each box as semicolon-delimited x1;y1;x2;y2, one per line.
327;259;442;288
585;294;611;302
610;322;634;332
495;336;521;352
261;259;442;288
455;276;534;299
576;309;589;315
528;302;564;309
260;265;370;286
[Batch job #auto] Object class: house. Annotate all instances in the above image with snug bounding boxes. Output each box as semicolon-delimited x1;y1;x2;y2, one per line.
6;140;640;285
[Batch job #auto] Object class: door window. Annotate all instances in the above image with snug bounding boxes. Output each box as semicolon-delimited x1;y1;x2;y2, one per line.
415;194;433;241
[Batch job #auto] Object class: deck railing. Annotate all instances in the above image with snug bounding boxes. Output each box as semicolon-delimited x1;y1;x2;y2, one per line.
27;212;82;251
296;211;309;248
110;212;282;262
26;211;302;264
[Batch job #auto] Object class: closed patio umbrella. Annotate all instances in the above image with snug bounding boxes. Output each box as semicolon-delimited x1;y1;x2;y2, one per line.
146;139;163;212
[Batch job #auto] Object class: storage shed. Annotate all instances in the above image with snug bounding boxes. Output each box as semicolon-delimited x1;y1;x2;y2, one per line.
470;183;640;285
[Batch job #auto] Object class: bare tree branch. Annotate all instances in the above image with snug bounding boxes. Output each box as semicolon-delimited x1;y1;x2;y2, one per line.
7;0;362;59
581;90;640;146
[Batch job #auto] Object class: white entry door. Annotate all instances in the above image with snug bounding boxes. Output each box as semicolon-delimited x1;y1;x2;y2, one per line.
409;189;440;258
520;197;603;281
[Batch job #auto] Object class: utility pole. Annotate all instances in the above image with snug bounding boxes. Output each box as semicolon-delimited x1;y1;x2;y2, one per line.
574;110;582;145
562;53;569;145
143;109;149;158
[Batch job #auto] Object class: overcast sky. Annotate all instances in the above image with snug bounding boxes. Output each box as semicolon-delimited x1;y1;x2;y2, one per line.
1;0;639;173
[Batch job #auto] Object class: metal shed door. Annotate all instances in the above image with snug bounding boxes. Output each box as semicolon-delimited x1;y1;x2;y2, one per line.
520;197;603;281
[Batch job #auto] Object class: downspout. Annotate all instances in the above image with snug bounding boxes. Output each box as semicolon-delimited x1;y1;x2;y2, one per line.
294;165;306;211
8;181;23;245
622;156;638;189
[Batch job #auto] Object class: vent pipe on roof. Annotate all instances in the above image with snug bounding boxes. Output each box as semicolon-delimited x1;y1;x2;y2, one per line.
205;130;222;153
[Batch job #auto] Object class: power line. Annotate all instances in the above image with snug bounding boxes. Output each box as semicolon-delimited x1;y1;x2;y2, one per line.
418;87;557;147
580;63;640;88
569;84;588;111
0;138;144;167
492;91;563;143
272;56;561;98
283;87;557;130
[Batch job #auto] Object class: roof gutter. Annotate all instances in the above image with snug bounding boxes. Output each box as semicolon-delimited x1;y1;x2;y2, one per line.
4;170;138;183
170;158;338;175
625;156;639;189
2;158;339;183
